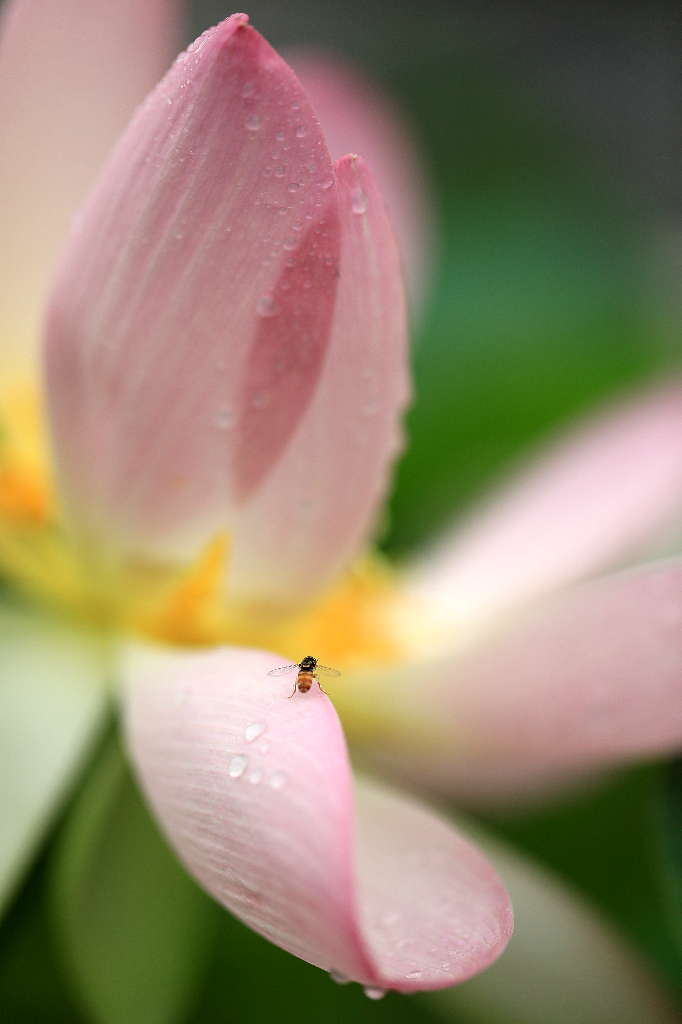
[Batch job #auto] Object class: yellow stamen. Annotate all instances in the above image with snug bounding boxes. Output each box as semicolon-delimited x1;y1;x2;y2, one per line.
132;533;232;644
0;382;414;691
0;383;53;522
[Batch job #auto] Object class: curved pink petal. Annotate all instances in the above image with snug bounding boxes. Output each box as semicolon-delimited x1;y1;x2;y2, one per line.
0;0;180;374
365;559;682;801
288;51;433;310
121;645;512;992
229;154;409;606
409;380;682;633
45;16;342;568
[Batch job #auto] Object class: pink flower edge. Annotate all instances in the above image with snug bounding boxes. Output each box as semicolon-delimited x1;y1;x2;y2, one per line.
121;644;513;992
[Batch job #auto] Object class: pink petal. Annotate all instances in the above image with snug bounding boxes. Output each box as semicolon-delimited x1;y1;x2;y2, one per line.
229;154;409;606
409;381;682;633
371;559;682;801
0;0;180;373
288;51;433;310
121;645;512;992
45;16;342;567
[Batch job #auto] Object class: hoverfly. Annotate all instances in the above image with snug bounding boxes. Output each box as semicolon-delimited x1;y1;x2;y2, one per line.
268;655;341;698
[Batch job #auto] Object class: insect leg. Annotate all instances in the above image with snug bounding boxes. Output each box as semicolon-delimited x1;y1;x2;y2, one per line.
315;678;328;696
288;681;298;698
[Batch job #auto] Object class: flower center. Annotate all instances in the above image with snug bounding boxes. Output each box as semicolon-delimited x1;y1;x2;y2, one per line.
0;383;410;670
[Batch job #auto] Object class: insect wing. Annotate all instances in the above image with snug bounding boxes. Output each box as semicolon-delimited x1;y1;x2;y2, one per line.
267;663;300;677
316;664;341;677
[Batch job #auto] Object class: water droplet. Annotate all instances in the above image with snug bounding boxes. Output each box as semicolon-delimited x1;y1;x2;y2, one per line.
256;294;279;317
295;124;307;138
363;987;387;1000
269;772;287;790
319;176;334;190
257;741;270;755
291;102;300;112
405;970;422;980
241;81;255;98
228;755;248;779
245;114;261;132
247;769;262;785
381;911;401;928
215;407;233;430
283;238;298;251
351;186;368;214
287;182;301;193
275;130;286;142
252;390;270;409
329;969;351;985
244;721;266;743
274;164;286;178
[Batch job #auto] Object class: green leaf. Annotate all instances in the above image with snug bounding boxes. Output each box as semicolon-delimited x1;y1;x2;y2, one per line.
0;604;108;917
51;732;219;1024
486;766;682;998
0;851;87;1023
431;819;681;1024
656;759;682;972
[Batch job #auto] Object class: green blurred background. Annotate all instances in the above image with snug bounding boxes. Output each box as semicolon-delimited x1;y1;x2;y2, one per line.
1;1;681;1021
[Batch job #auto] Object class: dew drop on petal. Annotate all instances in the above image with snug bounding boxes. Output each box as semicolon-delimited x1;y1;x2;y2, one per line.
257;741;270;755
247;769;262;785
319;176;334;190
215;407;233;430
351;186;368;214
381;911;401;928
269;772;287;790
405;970;422;980
256;294;279;317
329;970;351;985
363;987;387;1000
241;81;255;98
244;721;266;743
251;390;270;410
245;113;261;132
295;124;307;138
228;755;248;778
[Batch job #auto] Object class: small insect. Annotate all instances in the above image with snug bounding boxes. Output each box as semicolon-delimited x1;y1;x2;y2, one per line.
267;655;341;698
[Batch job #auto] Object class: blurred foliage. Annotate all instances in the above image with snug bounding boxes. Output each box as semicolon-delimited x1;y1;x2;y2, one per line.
482;765;682;1001
49;731;219;1024
0;853;85;1023
384;63;673;554
658;759;682;967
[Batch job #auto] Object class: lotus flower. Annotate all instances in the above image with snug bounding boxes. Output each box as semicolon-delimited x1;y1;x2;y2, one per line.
1;3;681;1019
